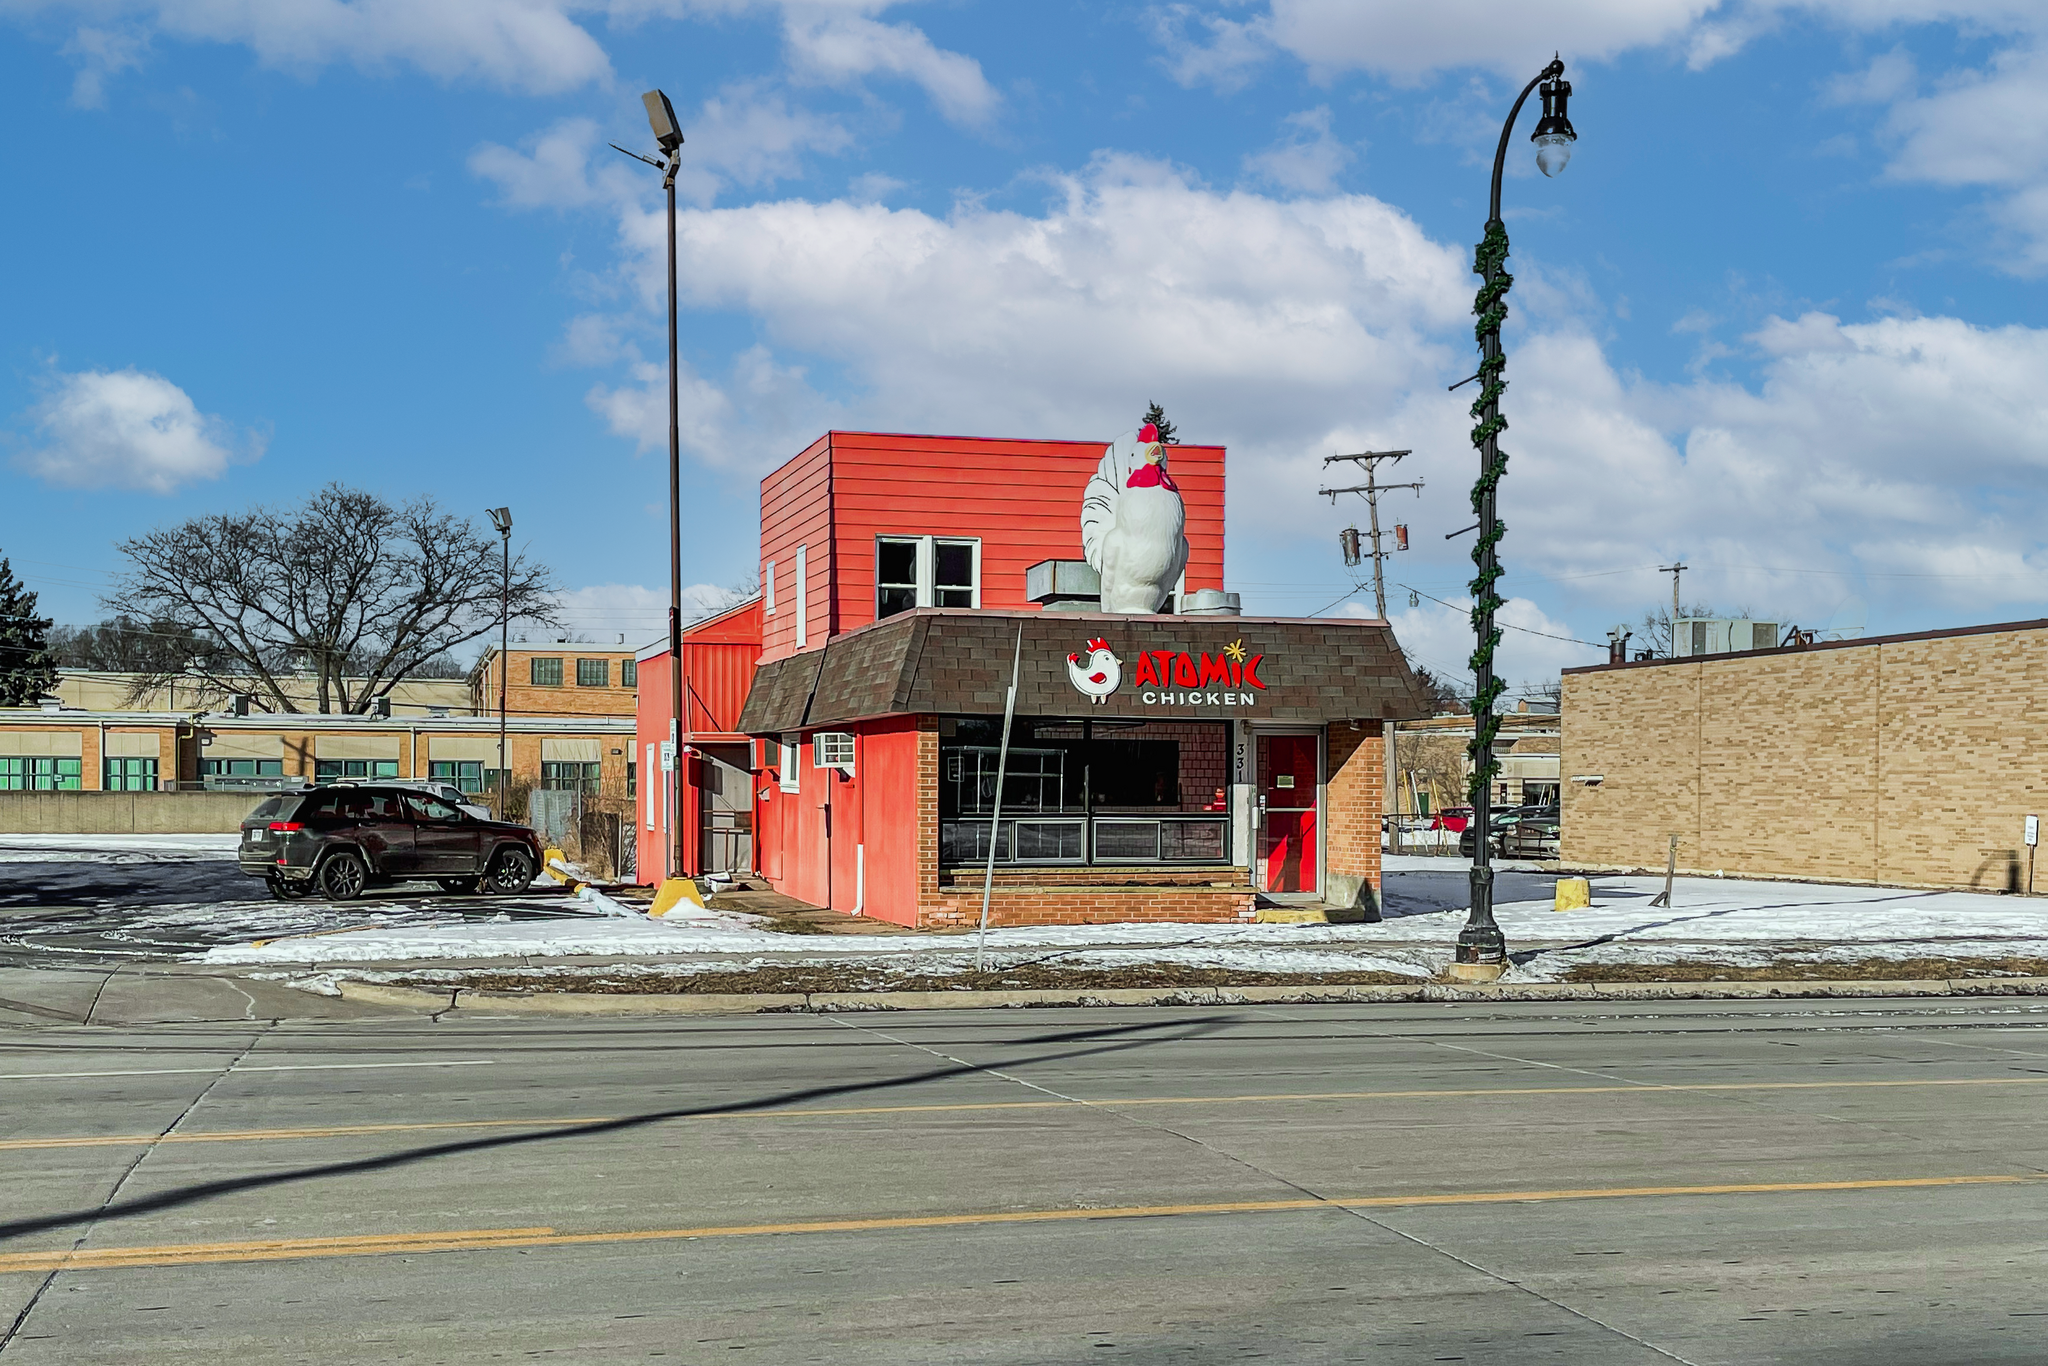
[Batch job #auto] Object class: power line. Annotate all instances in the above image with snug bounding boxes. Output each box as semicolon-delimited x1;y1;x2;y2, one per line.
1393;583;1606;649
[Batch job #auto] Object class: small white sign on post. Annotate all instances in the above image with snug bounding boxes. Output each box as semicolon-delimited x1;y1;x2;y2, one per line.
2027;815;2039;848
660;740;677;773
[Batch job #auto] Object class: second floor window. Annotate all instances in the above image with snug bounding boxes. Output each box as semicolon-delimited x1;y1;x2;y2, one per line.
530;657;563;686
620;658;638;687
876;536;979;620
576;658;608;687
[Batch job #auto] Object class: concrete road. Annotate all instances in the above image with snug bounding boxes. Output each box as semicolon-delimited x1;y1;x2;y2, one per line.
1;997;2045;1363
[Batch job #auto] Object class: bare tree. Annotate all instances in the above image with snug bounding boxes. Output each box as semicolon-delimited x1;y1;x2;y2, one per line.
106;484;559;714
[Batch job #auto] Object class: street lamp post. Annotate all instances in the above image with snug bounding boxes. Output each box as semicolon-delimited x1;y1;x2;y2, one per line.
615;90;689;886
487;506;513;809
1454;57;1576;982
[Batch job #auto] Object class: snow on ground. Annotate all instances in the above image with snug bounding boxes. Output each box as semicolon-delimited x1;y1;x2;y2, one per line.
0;833;240;861
204;869;2048;972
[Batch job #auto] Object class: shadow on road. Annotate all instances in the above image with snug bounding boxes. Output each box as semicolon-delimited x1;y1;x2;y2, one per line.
0;1014;1232;1244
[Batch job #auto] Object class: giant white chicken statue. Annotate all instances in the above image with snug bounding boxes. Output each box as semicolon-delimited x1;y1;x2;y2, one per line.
1081;422;1189;614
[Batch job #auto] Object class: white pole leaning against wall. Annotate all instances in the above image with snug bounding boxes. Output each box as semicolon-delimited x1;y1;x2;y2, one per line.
976;627;1025;973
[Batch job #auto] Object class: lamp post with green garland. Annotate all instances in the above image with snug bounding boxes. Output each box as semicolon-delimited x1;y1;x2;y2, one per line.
1454;57;1576;980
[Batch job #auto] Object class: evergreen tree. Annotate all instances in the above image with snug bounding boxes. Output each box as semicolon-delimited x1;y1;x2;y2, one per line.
0;556;57;706
1142;401;1178;443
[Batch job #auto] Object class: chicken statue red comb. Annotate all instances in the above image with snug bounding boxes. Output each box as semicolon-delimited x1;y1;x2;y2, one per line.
1087;637;1110;652
1137;423;1158;443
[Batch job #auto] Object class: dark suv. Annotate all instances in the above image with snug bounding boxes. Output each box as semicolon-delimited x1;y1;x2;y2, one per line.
239;785;543;901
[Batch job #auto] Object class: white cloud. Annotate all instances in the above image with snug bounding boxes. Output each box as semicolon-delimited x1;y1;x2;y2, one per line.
1353;596;1602;693
780;11;999;125
471;90;851;212
22;0;615;96
630;154;1467;452
1243;106;1353;194
585;344;838;470
60;23;147;106
19;366;259;493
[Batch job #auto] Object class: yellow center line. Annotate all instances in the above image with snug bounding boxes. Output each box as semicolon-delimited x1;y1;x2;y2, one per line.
3;1075;2044;1152
1;1175;2039;1276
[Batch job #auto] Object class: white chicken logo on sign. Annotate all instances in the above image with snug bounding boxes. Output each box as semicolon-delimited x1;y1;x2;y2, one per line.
1066;637;1122;704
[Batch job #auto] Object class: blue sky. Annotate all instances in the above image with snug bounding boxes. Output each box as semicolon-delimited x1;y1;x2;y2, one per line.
4;1;2047;694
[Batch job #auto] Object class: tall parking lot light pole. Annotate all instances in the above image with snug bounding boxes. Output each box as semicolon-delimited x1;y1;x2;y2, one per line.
1454;57;1576;982
614;90;688;884
487;506;513;807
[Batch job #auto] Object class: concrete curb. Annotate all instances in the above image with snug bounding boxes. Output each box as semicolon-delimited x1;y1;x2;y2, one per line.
313;975;2048;1017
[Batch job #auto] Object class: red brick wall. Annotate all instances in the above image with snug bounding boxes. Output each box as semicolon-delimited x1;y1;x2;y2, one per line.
1324;722;1385;913
919;885;1256;929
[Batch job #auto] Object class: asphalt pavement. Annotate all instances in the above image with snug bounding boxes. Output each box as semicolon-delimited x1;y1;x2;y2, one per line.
1;996;2044;1362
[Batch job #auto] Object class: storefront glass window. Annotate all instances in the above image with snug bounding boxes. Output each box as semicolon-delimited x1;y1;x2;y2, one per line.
937;717;1231;866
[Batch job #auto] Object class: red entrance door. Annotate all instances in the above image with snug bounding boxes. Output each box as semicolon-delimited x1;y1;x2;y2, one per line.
1257;734;1318;894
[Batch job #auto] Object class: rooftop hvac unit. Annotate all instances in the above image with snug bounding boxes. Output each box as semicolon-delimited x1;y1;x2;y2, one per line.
1673;618;1779;658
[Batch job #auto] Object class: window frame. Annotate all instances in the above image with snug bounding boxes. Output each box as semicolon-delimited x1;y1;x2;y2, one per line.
539;760;602;795
103;756;159;792
620;657;638;688
874;535;981;620
778;735;801;793
575;658;609;688
530;657;564;687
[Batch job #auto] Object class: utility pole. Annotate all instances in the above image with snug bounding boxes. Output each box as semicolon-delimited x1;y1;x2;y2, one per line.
1658;562;1687;652
1320;450;1424;619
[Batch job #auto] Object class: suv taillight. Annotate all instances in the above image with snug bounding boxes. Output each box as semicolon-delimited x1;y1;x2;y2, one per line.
268;821;303;832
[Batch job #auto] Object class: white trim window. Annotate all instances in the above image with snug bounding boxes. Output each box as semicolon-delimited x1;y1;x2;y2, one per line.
779;735;801;793
763;559;775;615
876;536;980;620
793;545;807;648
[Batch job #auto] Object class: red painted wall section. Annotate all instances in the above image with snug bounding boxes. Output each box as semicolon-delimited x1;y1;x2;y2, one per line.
853;718;924;926
757;431;1226;665
632;649;672;885
759;435;832;665
631;597;765;884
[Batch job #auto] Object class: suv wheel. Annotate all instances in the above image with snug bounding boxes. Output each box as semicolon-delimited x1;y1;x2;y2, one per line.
484;847;534;895
318;850;368;901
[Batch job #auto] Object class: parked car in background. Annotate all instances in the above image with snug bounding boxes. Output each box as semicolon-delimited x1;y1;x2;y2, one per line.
239;785;542;901
1459;805;1562;859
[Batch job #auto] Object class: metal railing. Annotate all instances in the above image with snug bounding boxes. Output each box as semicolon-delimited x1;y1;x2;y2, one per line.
941;815;1232;867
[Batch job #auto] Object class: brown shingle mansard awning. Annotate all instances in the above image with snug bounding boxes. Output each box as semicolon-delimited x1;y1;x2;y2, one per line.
737;609;1430;734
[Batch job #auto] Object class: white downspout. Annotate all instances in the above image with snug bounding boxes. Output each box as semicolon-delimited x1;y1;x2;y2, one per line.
852;843;865;916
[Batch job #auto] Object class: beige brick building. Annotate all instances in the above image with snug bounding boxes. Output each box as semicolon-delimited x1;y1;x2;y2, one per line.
1561;618;2048;890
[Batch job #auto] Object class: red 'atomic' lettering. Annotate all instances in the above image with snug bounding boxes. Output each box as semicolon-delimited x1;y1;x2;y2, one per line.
1243;654;1266;689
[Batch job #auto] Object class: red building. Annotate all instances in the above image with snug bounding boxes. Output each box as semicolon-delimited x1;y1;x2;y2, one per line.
637;429;1424;927
633;597;762;884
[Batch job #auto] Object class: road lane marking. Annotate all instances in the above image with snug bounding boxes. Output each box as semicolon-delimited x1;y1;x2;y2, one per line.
1;1174;2040;1275
0;1061;494;1082
1;1074;2042;1151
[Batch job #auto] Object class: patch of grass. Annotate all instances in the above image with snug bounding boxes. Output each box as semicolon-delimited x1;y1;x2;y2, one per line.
397;962;1425;995
1560;957;2048;984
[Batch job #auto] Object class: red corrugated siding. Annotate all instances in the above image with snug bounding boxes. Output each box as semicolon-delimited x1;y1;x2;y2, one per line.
759;436;832;665
757;431;1226;663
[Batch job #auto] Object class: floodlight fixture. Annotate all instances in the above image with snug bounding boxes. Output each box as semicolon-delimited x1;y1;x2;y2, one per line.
643;89;683;154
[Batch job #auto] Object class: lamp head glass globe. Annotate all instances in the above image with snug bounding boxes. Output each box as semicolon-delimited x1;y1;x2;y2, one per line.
1534;132;1573;177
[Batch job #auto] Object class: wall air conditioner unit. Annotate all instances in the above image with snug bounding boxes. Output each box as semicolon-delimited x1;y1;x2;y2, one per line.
813;732;855;774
